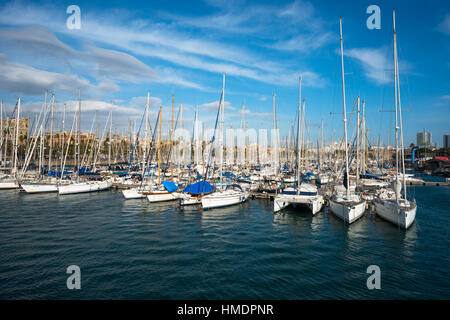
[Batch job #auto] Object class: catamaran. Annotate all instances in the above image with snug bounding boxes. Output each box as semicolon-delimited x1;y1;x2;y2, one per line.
374;10;417;229
273;77;324;215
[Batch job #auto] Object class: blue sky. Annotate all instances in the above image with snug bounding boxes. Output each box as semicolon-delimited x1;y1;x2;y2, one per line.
0;0;448;146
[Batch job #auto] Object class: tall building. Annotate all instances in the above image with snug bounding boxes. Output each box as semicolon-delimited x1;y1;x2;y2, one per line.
444;135;450;148
417;129;432;148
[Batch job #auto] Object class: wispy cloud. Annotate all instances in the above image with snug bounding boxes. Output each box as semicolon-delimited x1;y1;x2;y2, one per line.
0;1;327;88
201;100;235;111
0;53;116;96
344;47;391;85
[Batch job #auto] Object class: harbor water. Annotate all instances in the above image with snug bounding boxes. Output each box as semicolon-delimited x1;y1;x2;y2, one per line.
0;184;449;299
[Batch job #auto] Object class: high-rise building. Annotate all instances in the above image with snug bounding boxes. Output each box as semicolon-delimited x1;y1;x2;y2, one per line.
444;135;450;148
417;129;432;148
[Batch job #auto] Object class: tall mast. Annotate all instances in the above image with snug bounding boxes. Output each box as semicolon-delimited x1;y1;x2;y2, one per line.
13;97;21;177
0;100;3;166
61;103;66;173
356;97;360;187
219;73;225;189
361;100;366;175
77;89;81;181
144;91;149;169
158;106;162;185
171;93;174;180
393;9;407;201
320;119;324;171
48;92;55;173
296;77;302;194
179;102;183;170
39;91;47;176
109;103;113;169
242;102;245;166
393;10;400;203
339;18;350;198
272;93;279;174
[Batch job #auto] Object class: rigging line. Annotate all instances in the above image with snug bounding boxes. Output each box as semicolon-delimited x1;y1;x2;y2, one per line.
203;90;223;193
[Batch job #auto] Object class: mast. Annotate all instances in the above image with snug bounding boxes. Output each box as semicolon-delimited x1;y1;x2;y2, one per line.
356;97;360;186
109;105;113;169
301;99;306;171
219;73;225;189
393;9;408;201
296;77;302;194
179;102;183;170
339;18;350;198
0;100;3;166
321;119;324;171
242;102;245;166
13;97;21;177
39;91;47;176
361;100;366;175
60;103;66;174
393;10;400;203
144;91;149;169
48;92;55;173
171;93;174;180
272;93;280;175
158;106;162;185
77;89;81;181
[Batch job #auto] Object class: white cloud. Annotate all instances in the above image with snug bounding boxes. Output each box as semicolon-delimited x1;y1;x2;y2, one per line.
201;100;235;111
272;32;333;53
344;47;390;85
0;55;112;96
0;1;327;88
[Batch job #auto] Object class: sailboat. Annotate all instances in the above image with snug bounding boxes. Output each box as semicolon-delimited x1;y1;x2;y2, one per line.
201;73;248;210
274;77;324;215
374;10;417;229
21;92;59;193
142;106;180;202
58;90;112;195
0;97;21;189
328;18;366;224
122;92;154;199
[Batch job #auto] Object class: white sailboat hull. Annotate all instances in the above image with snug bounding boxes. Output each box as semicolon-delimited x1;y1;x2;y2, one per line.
146;191;180;203
122;188;146;199
374;199;416;229
21;184;58;193
201;190;248;210
58;181;112;195
329;198;366;224
0;181;19;189
274;194;324;214
179;195;202;206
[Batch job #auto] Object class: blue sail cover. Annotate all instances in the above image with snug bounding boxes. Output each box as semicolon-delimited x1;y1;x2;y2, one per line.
162;181;178;192
182;181;215;195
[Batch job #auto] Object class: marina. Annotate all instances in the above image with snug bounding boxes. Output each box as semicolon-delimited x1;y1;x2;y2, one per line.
0;0;449;302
